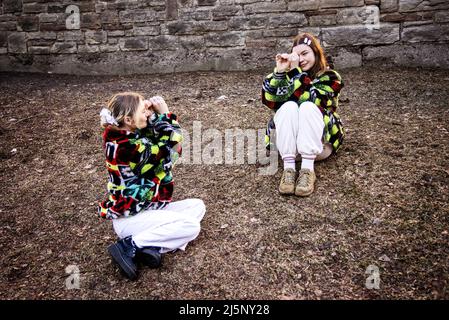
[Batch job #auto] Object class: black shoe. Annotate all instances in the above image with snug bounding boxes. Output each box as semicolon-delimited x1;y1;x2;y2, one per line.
135;247;162;269
108;236;138;280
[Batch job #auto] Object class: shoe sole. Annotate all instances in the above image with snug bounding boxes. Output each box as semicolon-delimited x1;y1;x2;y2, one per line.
108;244;138;280
295;188;314;197
279;189;295;195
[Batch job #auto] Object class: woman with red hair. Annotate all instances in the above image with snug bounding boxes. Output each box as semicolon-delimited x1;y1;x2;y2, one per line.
262;32;345;196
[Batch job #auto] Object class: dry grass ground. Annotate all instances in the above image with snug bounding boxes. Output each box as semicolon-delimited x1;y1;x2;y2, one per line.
0;67;448;299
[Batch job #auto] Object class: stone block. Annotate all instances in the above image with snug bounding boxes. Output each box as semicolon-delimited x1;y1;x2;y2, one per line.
179;36;205;50
322;23;399;47
85;30;107;45
8;32;27;53
119;37;148;51
320;0;365;9
245;38;277;49
276;37;295;51
81;13;101;29
39;13;61;24
47;4;65;13
0;15;16;23
28;39;54;47
288;0;320;11
29;32;57;40
50;42;77;54
380;11;433;23
0;32;7;47
212;6;242;19
166;0;179;20
363;43;449;68
163;21;228;35
100;44;121;52
40;23;66;32
23;3;47;14
243;1;286;14
435;10;449;22
179;9;212;21
108;30;125;37
336;6;380;26
29;46;51;54
148;35;178;51
235;0;261;4
3;0;22;13
309;14;337;26
263;28;300;38
133;26;160;36
198;0;217;6
402;24;449;43
78;45;100;53
119;10;159;23
269;13;307;28
100;12;120;25
0;21;17;31
18;15;39;32
380;0;398;13
95;1;108;13
229;15;268;30
399;0;449;12
204;32;245;47
326;46;362;68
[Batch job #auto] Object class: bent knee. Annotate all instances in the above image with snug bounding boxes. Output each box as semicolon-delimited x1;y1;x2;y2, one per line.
298;101;321;116
184;219;201;238
279;101;298;113
298;101;317;110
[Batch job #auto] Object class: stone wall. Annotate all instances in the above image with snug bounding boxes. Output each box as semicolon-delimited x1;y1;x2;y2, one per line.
1;0;448;74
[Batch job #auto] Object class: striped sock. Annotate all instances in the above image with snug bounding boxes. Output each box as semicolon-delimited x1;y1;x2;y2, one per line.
301;157;315;171
283;156;296;171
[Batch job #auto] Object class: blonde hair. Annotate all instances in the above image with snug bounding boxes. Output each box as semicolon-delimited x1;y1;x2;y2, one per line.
292;32;328;79
107;92;144;126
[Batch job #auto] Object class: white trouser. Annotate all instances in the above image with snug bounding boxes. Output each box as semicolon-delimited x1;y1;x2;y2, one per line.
274;101;332;162
112;199;206;254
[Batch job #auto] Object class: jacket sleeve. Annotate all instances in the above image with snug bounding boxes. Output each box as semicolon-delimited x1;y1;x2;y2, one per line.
130;113;183;181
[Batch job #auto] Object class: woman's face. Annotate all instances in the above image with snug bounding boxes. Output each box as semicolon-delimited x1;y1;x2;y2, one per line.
131;99;152;130
292;44;316;72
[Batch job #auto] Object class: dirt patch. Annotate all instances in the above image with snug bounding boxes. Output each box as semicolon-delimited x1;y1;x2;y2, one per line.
0;67;448;299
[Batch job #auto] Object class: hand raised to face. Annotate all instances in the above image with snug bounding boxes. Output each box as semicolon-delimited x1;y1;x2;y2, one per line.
275;53;300;72
146;96;169;115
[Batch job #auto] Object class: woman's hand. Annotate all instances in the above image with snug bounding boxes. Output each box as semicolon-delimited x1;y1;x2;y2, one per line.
275;53;291;73
276;53;299;72
148;96;169;114
289;52;300;69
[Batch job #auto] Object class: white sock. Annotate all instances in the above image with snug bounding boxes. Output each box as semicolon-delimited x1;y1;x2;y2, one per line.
301;157;315;171
283;156;296;171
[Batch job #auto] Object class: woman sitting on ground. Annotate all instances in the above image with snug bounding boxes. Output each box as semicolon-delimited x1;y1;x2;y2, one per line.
262;32;345;196
98;92;206;280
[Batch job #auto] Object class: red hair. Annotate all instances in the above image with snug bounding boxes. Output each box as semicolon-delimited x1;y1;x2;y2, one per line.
292;32;328;79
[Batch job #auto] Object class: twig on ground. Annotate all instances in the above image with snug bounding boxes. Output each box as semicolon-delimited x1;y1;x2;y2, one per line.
8;114;40;126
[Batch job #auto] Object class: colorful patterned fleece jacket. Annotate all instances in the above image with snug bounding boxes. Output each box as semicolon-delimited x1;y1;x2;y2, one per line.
262;67;345;152
98;112;182;220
